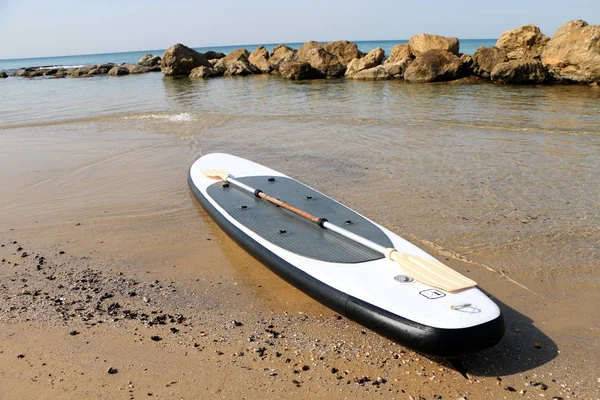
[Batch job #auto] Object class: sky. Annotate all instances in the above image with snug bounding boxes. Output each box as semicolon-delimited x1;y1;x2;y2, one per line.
0;0;598;59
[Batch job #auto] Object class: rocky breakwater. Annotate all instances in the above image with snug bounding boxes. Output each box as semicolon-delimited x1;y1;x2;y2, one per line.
7;53;162;79
158;19;599;86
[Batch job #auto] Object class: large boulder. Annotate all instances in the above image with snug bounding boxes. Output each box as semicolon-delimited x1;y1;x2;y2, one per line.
541;20;600;83
491;60;549;84
303;47;345;77
189;66;219;79
279;61;320;80
0;71;7;78
409;34;459;56
385;44;412;64
496;24;549;60
472;47;508;78
269;45;298;71
248;46;271;73
345;47;385;76
349;65;392;80
108;66;130;76
161;43;211;76
404;49;465;82
323;40;362;65
138;54;161;67
298;41;323;62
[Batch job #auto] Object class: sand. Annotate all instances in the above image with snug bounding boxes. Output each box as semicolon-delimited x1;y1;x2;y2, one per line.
1;170;597;399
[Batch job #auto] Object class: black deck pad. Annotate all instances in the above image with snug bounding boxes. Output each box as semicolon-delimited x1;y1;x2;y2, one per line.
206;176;394;263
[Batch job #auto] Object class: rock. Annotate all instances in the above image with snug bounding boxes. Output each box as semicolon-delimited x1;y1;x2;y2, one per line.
70;66;94;77
13;70;30;77
107;367;118;374
303;47;345;77
213;49;259;76
108;66;130;76
491;60;549;84
161;43;211;76
138;54;161;67
349;65;392;80
496;24;549;60
269;45;298;71
298;41;323;62
189;66;218;79
248;46;271;73
224;59;259;76
0;71;7;78
459;53;474;75
42;68;61;76
87;66;110;75
409;34;459;56
28;70;45;78
345;47;385;76
204;51;226;60
323;40;362;65
472;47;508;78
127;64;151;74
278;61;320;80
55;70;69;78
385;44;412;64
542;19;600;83
382;57;412;78
404;49;466;82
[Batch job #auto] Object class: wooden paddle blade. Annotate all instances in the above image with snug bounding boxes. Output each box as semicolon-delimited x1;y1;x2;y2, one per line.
388;250;477;292
201;169;230;181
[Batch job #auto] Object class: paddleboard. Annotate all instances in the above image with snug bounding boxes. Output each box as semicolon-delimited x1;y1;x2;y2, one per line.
188;153;504;357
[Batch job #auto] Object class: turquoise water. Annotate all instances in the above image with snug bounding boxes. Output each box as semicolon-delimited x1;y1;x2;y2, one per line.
0;39;496;72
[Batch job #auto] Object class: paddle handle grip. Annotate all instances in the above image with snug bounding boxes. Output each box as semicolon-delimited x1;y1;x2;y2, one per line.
257;192;320;224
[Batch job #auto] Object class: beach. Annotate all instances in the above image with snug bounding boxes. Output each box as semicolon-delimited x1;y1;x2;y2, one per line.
1;65;599;398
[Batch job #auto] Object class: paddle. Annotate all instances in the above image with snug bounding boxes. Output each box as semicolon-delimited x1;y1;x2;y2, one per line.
201;169;477;293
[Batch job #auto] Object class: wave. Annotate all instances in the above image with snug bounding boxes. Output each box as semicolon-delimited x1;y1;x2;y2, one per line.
123;112;196;122
38;65;86;70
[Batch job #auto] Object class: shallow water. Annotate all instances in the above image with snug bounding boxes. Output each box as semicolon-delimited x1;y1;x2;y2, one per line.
1;72;599;304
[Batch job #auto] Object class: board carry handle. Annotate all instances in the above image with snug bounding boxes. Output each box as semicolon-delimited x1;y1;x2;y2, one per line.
200;169;477;293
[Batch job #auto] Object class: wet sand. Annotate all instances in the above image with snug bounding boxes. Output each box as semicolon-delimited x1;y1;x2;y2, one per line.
1;77;599;399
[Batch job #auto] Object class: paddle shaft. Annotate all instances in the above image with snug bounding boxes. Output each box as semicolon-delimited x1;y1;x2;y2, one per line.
225;176;389;255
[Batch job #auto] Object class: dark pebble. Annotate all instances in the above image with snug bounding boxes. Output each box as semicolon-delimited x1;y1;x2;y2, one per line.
17;354;25;359
331;367;339;374
150;335;162;341
302;365;310;371
505;386;517;392
533;342;543;349
21;252;28;257
17;247;23;251
107;367;118;374
530;381;548;390
232;320;243;327
59;251;65;254
69;330;80;336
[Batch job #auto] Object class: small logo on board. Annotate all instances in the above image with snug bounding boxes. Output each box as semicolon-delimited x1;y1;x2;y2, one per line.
419;289;446;299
